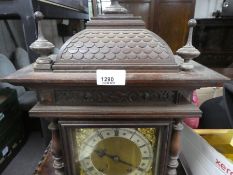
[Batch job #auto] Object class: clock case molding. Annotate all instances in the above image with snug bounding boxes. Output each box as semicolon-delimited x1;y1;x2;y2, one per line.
60;121;172;175
1;1;229;175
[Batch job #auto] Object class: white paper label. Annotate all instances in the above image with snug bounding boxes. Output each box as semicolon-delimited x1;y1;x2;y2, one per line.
2;146;9;156
96;70;126;86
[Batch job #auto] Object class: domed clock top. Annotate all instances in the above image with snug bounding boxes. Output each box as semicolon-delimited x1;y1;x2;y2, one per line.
29;0;204;73
53;28;176;72
31;0;185;73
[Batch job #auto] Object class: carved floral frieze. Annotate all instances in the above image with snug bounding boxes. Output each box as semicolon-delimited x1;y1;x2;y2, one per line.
54;89;178;105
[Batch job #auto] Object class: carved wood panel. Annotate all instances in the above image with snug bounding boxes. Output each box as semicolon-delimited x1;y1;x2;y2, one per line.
54;88;179;106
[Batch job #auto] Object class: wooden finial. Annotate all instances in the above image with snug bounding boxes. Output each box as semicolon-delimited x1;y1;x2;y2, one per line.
30;11;54;71
176;19;200;71
103;0;128;14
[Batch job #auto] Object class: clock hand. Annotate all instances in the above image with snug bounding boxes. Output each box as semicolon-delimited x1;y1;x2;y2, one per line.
94;149;106;158
117;158;134;167
94;149;134;167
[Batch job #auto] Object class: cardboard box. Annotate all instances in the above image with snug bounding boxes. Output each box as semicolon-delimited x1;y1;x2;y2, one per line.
195;129;233;162
181;125;233;175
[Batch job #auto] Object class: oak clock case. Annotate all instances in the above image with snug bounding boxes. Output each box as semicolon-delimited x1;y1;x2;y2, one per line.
60;122;168;175
2;1;229;175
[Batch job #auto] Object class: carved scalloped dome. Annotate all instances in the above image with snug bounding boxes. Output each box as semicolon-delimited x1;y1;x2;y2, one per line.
53;11;178;72
58;29;173;61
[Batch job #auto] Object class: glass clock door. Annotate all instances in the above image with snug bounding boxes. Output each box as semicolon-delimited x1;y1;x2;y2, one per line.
62;125;165;175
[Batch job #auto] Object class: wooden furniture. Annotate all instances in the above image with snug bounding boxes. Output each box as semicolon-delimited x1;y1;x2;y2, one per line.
193;18;233;68
0;0;89;61
151;0;195;52
2;1;229;175
96;0;196;52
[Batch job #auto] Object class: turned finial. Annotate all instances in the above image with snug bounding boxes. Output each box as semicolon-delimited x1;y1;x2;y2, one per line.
30;11;54;71
34;11;45;40
103;0;128;14
176;19;200;71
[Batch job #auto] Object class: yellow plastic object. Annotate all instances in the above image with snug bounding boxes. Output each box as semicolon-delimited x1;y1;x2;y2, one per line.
194;129;233;162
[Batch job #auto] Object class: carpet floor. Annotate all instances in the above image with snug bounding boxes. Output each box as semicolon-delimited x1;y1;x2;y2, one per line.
2;132;45;175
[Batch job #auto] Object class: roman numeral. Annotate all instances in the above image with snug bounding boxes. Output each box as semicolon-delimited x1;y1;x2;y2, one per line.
130;131;136;139
87;167;94;171
138;167;145;172
142;157;152;160
139;144;148;148
114;129;119;136
97;131;104;139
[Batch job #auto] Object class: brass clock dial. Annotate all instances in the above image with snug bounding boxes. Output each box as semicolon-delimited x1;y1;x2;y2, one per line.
79;128;153;175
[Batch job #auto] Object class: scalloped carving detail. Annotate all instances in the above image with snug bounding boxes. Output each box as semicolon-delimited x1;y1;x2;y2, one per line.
56;29;174;62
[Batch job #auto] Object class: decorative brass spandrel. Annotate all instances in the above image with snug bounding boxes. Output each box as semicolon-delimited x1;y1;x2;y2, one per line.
138;128;157;149
74;128;95;156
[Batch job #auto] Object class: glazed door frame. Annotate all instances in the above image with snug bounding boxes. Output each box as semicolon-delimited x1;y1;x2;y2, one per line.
59;119;173;175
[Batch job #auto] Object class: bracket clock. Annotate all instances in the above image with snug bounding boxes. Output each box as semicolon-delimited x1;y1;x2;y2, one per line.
2;1;229;175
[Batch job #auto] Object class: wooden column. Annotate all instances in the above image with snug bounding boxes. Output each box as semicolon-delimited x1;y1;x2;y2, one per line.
167;120;184;175
48;120;64;175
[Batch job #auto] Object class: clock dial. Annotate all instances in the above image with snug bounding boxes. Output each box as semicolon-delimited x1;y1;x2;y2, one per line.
79;128;153;175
